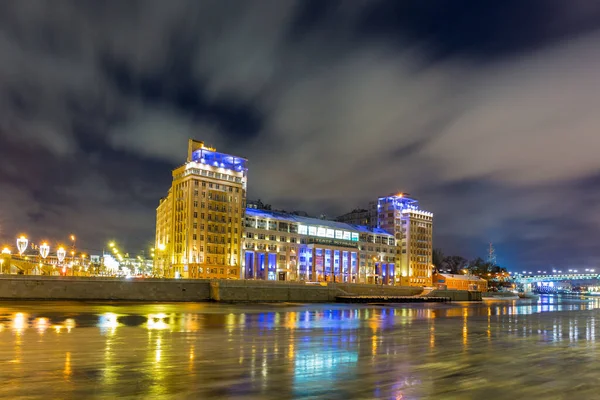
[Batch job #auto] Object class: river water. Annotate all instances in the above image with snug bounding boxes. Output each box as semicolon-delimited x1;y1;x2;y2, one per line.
0;296;599;399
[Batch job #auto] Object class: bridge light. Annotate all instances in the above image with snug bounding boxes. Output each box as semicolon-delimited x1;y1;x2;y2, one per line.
592;269;596;273
569;269;573;272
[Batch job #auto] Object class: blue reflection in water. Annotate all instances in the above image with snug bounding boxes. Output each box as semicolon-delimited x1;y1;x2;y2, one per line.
2;298;600;399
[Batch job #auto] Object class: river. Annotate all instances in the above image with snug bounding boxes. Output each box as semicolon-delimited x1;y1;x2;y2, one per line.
0;295;599;399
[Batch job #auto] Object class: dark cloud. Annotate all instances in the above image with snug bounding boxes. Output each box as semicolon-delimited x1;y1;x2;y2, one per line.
357;0;600;60
0;0;599;270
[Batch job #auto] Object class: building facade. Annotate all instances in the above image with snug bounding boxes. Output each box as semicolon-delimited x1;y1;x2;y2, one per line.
154;139;435;287
243;209;398;284
336;208;371;226
376;194;434;287
155;139;247;279
432;273;488;292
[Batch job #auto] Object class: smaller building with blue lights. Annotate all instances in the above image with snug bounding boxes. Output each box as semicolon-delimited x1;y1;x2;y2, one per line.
243;209;397;284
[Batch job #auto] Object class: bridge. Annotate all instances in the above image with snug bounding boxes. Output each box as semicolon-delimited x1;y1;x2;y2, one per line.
513;273;600;284
0;254;59;275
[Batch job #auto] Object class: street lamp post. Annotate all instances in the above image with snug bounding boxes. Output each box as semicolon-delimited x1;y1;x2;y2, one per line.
16;236;28;256
57;247;66;274
70;235;76;275
39;242;50;275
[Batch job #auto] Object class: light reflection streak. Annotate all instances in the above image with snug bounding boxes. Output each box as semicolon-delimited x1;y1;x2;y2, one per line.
189;345;195;372
429;325;435;349
63;352;72;380
98;313;118;335
65;319;75;333
12;313;27;334
462;308;468;348
487;307;492;339
156;337;162;362
36;317;49;334
147;313;169;330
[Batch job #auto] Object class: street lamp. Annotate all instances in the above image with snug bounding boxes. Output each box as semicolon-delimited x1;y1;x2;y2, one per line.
16;236;28;256
39;242;50;260
57;247;66;264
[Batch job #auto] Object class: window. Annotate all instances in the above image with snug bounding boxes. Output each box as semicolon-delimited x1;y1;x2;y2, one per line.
269;235;276;241
280;236;286;242
194;212;198;218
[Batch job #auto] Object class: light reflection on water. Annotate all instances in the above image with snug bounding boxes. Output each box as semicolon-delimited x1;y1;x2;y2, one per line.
0;295;599;398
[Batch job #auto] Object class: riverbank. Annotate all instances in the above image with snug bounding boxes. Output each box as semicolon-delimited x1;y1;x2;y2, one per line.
0;275;476;302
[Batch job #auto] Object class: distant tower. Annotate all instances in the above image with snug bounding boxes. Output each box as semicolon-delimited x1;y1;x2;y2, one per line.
487;242;496;266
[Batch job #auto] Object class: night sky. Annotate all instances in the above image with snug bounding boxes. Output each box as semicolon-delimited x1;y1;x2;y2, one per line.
1;1;600;270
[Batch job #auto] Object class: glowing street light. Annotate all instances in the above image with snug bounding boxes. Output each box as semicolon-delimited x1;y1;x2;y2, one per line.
1;247;11;255
16;236;28;256
39;242;50;260
57;247;66;264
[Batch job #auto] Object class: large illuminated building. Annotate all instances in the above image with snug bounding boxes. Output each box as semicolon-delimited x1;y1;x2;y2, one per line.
155;139;433;286
376;194;433;286
243;209;397;284
154;139;247;279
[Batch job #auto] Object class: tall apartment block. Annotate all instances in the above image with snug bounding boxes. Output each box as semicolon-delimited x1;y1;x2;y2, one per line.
376;194;433;286
154;139;247;279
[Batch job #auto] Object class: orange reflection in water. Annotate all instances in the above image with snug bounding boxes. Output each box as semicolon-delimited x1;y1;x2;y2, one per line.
12;313;27;334
63;352;72;380
462;308;468;348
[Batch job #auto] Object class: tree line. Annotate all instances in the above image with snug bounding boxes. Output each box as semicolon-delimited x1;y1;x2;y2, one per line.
432;249;508;277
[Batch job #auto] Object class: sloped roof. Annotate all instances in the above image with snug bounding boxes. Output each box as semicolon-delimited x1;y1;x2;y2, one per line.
245;208;392;236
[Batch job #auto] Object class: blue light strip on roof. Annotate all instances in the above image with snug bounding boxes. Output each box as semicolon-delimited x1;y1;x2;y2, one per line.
244;208;392;236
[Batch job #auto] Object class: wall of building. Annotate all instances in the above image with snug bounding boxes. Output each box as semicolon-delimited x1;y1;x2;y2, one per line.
210;280;338;302
433;274;488;292
0;276;427;302
425;289;482;301
0;276;212;301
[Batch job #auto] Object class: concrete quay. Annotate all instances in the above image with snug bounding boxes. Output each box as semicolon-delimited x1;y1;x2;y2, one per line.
0;276;478;302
